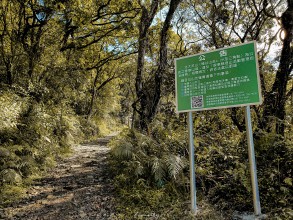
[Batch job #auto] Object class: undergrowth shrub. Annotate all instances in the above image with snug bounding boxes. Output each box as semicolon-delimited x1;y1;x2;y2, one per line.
255;131;292;217
0;90;83;206
109;121;194;218
195;115;292;218
110;110;292;219
110;126;188;188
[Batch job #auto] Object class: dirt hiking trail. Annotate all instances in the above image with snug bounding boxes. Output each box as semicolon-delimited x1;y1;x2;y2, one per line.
2;134;117;220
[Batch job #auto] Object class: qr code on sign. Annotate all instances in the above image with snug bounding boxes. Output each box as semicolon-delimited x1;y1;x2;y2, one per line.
191;95;203;108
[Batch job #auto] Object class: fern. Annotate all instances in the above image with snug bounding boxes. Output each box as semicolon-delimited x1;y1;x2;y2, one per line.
134;161;144;176
164;154;185;180
150;156;165;183
111;140;134;159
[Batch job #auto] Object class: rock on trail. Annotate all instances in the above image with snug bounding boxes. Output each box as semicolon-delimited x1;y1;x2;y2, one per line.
2;134;117;220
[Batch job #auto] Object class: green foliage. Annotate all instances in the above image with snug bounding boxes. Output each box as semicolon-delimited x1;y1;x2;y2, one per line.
110;117;229;218
0;169;22;185
0;91;24;131
110;123;236;219
110;125;188;188
0;185;26;206
0;90;83;206
255;131;293;215
110;108;292;218
191;111;292;218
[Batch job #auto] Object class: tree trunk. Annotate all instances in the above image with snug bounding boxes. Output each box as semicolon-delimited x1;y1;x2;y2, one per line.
150;0;182;123
261;0;293;135
135;0;160;131
5;60;13;85
134;0;182;131
7;69;12;85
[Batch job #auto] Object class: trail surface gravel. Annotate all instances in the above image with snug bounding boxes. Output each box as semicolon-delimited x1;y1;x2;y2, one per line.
2;135;117;220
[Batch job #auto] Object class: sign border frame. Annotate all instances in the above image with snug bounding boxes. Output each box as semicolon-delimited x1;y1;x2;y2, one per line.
175;41;262;113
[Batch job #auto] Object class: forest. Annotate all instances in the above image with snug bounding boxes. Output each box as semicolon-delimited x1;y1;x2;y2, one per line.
0;0;292;219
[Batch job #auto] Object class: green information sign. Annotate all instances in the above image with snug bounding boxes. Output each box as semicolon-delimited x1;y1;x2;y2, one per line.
175;41;262;113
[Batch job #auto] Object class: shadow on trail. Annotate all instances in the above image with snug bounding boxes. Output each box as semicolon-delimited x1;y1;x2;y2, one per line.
3;142;116;220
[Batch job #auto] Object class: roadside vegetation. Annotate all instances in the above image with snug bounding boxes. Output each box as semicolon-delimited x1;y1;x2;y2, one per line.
109;112;292;219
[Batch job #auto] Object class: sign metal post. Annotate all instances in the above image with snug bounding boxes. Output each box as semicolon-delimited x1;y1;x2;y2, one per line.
245;105;262;215
188;111;197;213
